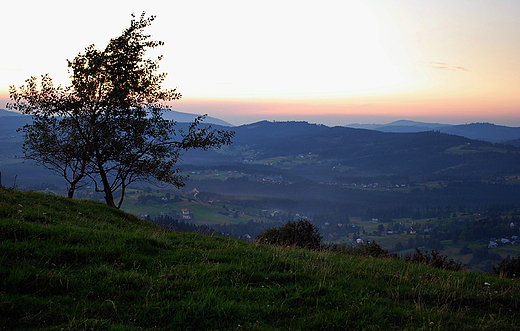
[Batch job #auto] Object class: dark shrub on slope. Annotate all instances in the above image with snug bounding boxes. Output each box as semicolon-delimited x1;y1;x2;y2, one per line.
255;219;322;250
494;256;520;280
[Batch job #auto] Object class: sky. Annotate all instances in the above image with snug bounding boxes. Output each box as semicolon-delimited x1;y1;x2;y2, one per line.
1;0;520;127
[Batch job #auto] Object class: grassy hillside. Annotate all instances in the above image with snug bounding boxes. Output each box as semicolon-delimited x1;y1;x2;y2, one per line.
1;187;520;330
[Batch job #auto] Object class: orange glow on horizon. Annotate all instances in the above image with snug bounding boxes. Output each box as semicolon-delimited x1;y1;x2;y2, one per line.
173;91;520;119
1;1;519;127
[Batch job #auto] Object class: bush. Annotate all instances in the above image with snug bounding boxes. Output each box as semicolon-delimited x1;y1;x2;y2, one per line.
493;256;520;279
403;248;467;271
255;219;322;250
329;241;398;259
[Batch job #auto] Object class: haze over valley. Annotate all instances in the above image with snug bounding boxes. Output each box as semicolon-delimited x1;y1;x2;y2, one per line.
2;109;520;272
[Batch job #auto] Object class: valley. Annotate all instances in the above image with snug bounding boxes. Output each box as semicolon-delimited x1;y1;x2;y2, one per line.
2;113;520;272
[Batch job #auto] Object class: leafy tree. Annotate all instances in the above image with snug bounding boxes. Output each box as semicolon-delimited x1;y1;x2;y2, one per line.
255;219;323;250
8;13;233;208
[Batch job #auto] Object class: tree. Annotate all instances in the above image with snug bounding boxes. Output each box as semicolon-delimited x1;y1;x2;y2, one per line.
17;113;90;199
8;13;233;207
255;219;323;250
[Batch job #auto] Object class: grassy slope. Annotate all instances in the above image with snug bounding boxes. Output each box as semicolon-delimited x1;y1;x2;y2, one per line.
1;187;520;330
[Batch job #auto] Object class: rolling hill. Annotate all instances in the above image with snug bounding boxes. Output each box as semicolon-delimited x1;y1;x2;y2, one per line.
0;109;23;117
2;118;520;216
1;186;519;330
0;108;234;126
222;120;520;180
161;109;234;126
347;120;520;143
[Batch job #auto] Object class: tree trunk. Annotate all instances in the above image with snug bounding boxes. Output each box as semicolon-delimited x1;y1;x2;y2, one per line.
116;182;127;209
101;174;116;208
67;161;87;199
97;159;116;208
67;184;76;199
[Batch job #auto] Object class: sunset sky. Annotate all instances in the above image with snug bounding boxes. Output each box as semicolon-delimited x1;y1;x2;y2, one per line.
1;0;519;126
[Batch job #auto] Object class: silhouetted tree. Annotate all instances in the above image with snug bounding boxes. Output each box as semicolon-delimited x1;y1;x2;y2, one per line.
8;13;233;207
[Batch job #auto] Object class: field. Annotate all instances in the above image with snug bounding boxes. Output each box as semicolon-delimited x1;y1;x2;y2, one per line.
352;215;520;272
2;186;520;330
120;189;272;226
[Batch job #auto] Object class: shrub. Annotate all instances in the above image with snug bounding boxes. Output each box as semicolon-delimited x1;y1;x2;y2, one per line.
255;219;322;250
403;248;467;271
329;241;398;259
493;256;520;279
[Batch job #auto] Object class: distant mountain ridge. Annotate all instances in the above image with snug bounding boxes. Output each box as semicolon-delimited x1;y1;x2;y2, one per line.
346;120;520;143
0;109;23;117
347;120;451;131
0;108;234;127
162;109;234;127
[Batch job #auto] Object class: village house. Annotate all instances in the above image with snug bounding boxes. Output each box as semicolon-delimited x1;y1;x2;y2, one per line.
181;208;191;220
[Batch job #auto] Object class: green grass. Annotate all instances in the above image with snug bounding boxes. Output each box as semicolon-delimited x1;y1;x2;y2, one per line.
445;145;477;155
1;187;520;330
186;170;246;181
120;190;268;225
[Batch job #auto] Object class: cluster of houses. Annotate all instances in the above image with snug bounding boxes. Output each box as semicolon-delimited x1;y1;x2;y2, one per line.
181;208;191;220
139;208;193;220
488;235;519;249
336;182;409;190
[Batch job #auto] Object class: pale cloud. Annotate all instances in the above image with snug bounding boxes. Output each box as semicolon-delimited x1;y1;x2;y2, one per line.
418;62;472;72
454;66;472;72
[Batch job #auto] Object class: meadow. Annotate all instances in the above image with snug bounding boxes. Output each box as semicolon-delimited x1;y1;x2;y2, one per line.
1;186;520;330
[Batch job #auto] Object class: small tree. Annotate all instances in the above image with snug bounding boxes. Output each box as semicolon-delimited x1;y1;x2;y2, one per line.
255;219;323;250
8;13;233;207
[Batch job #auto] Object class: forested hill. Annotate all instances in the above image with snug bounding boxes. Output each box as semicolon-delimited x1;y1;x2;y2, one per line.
232;120;464;156
2;117;520;195
175;121;520;215
215;120;520;180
